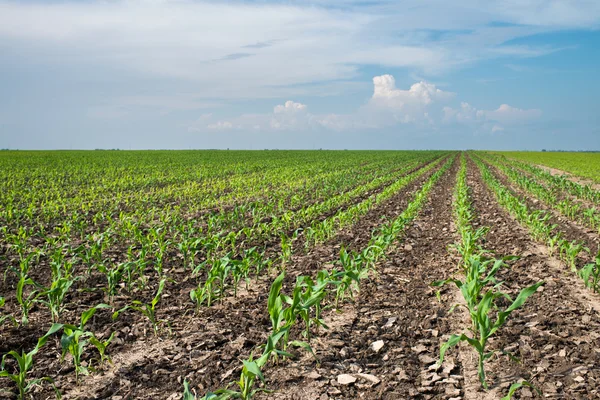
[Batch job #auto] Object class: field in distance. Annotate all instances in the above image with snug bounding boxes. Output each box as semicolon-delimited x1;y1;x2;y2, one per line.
495;151;600;183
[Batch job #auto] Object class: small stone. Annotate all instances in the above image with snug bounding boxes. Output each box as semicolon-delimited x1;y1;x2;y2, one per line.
383;317;397;329
404;244;413;251
418;354;437;365
355;373;380;385
371;340;385;353
337;374;357;385
306;371;321;380
412;344;427;354
574;376;584;383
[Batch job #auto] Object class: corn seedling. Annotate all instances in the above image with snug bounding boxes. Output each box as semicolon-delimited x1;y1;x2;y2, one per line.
114;278;167;336
38;275;78;322
562;241;588;272
437;262;543;388
60;304;112;379
15;276;41;326
0;323;63;400
578;249;600;293
501;381;541;400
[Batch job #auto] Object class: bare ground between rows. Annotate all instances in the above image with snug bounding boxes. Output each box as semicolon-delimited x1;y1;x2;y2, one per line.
465;155;600;399
248;156;465;400
0;159;448;400
481;158;599;264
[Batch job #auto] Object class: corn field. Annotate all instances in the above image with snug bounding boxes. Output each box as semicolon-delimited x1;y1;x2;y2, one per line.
0;150;599;400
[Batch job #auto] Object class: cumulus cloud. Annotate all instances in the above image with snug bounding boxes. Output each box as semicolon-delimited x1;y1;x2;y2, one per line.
484;104;543;124
193;74;542;135
274;101;307;114
372;75;454;105
442;101;542;133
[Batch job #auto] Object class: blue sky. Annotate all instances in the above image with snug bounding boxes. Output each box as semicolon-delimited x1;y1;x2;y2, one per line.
0;0;599;150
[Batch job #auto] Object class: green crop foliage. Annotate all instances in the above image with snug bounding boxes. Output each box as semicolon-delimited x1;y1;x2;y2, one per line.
0;323;63;400
38;275;78;322
437;273;543;388
435;153;543;391
60;304;113;379
495;151;600;183
473;153;596;292
15;276;41;326
578;249;600;293
113;278;168;336
1;150;459;396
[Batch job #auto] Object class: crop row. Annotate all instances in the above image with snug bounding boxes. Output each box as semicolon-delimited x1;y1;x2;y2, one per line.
434;154;541;398
481;153;600;232
185;155;456;399
473;154;600;293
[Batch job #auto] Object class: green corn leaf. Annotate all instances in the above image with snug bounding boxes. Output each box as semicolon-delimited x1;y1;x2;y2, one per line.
501;380;541;400
242;360;265;383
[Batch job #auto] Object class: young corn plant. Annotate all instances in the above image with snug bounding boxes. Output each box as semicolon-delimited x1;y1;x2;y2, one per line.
562;241;588;272
114;278;168;336
15;276;41;326
61;304;112;379
96;262;124;301
578;249;600;293
438;275;543;388
547;233;563;256
0;323;63;400
38;275;78;322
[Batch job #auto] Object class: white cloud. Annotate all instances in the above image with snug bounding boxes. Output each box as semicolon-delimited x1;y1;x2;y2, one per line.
274;101;307;114
484;103;543;124
192;74;542;134
361;75;454;127
442;102;542;133
372;75;454;105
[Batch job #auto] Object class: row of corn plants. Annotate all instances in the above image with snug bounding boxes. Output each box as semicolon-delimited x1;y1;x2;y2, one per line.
188;156;444;309
481;153;600;233
433;154;543;398
0;305;117;399
0;155;440;331
183;155;456;399
473;154;600;293
0;152;445;398
493;154;600;205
